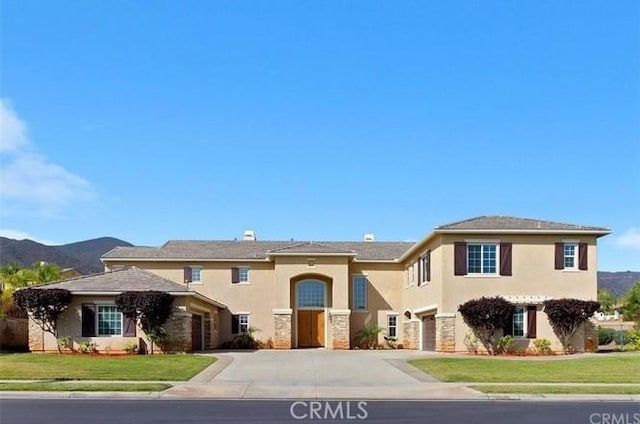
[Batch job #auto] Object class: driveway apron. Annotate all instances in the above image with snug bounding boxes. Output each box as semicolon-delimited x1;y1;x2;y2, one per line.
164;350;483;400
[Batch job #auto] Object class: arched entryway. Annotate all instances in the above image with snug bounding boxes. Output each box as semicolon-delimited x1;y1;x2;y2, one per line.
296;279;327;348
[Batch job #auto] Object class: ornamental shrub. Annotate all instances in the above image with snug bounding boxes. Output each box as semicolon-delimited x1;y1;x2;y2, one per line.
458;297;515;355
543;299;599;354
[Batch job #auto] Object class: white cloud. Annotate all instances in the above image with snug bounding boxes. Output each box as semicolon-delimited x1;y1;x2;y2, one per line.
0;99;29;153
0;99;94;211
0;229;56;245
614;228;640;250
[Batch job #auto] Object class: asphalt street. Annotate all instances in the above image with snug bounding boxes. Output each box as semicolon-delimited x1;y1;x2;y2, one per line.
1;399;638;424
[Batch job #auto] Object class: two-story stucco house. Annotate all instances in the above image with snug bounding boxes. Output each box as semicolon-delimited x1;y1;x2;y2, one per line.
28;216;610;353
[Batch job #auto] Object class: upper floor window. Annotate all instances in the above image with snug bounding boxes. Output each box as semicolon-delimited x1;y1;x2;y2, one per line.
418;250;431;285
352;275;367;311
563;244;576;269
191;266;202;283
231;267;250;284
454;242;512;276
467;244;497;274
183;266;202;284
554;242;588;271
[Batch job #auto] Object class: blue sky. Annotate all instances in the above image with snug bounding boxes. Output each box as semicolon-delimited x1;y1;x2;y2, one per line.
1;1;638;271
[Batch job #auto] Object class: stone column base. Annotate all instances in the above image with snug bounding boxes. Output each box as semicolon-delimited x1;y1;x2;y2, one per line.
402;320;420;350
435;313;455;352
28;318;44;352
162;311;192;353
329;309;351;349
273;309;292;349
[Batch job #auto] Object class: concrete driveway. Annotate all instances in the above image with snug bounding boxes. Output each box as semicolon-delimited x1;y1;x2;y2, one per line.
164;350;483;400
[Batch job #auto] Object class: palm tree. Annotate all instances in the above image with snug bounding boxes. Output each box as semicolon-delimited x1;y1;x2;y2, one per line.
0;262;62;318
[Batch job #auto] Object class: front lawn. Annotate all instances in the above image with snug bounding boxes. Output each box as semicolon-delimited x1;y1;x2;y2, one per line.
409;356;640;383
468;385;640;395
0;382;171;392
0;354;215;381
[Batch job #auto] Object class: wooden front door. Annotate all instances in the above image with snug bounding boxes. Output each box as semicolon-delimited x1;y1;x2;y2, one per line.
191;314;203;351
297;310;325;347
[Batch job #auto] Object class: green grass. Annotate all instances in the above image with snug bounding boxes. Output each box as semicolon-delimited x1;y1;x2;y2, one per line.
0;382;171;392
0;354;215;381
409;356;640;383
469;385;640;395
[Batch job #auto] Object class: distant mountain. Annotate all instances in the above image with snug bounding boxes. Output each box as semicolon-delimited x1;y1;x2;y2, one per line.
598;271;640;298
0;237;133;274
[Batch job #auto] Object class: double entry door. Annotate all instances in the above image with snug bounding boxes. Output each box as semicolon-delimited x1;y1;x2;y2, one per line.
297;310;325;348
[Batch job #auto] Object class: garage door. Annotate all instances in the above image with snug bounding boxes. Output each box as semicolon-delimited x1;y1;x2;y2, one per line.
422;315;436;351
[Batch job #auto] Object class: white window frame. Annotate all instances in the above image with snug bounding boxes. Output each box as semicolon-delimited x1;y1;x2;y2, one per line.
97;304;123;337
419;253;429;286
238;314;250;333
563;243;578;270
467;242;499;275
512;306;526;338
387;314;398;338
190;266;202;284
351;275;367;311
238;267;250;284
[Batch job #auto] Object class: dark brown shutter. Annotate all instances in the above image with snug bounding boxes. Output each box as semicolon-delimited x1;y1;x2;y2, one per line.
231;315;239;333
578;243;588;270
499;243;512;276
231;267;240;284
183;267;192;283
123;315;136;337
504;311;514;336
554;243;565;270
454;242;467;275
417;260;422;284
81;304;96;337
426;250;431;282
527;306;537;339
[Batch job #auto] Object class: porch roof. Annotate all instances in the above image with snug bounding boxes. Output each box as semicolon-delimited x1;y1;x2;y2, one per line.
32;267;226;308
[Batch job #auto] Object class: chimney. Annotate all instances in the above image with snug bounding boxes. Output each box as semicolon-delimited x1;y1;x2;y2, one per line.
243;230;257;241
363;233;375;242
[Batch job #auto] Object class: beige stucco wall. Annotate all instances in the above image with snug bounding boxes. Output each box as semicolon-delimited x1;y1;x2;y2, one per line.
348;262;404;346
274;256;349;348
402;236;444;320
402;233;599;352
103;231;601;352
104;260;276;346
30;295;219;353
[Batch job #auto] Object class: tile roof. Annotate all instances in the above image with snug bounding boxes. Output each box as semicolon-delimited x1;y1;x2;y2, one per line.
103;240;415;261
435;216;610;232
267;242;356;255
101;216;609;263
34;267;191;292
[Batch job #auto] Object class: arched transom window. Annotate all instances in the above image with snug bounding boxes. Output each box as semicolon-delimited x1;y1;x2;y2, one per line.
297;280;326;308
